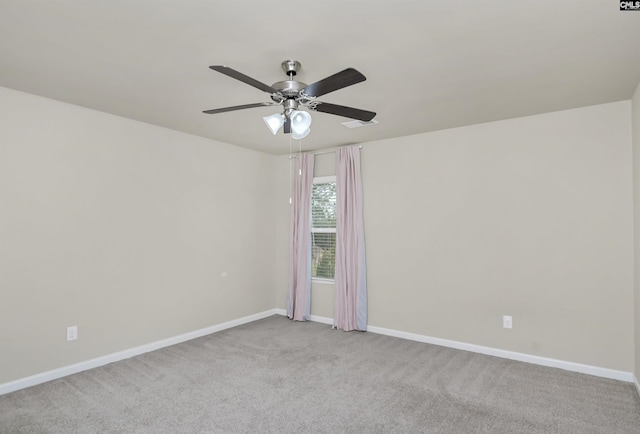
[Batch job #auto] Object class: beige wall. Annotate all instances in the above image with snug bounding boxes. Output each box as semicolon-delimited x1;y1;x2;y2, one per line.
277;101;635;372
633;81;640;382
2;86;636;386
274;154;291;309
0;87;277;384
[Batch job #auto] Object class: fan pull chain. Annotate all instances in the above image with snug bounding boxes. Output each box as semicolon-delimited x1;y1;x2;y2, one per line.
289;134;292;204
298;133;302;175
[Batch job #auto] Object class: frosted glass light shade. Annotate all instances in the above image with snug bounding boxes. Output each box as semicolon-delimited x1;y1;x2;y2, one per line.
263;113;285;135
292;128;310;140
290;110;312;135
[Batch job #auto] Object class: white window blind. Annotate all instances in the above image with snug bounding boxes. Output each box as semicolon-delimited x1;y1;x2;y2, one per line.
311;176;336;280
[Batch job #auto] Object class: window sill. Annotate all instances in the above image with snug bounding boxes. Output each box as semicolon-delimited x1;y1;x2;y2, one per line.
312;278;335;285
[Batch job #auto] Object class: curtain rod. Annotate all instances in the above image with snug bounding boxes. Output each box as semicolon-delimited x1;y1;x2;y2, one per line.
288;145;363;159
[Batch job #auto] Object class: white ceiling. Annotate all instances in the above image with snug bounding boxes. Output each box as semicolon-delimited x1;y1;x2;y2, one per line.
1;1;639;156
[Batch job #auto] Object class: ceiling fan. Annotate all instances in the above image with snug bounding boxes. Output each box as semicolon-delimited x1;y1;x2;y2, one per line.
203;60;376;138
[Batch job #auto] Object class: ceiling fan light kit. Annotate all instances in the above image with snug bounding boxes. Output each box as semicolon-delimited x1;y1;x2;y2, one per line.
290;110;312;134
204;60;376;139
291;128;311;140
263;113;285;135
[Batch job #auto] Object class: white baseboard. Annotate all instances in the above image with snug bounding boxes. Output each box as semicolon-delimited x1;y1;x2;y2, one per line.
275;311;635;384
310;314;334;326
273;308;334;326
0;309;280;396
3;308;634;396
366;323;634;383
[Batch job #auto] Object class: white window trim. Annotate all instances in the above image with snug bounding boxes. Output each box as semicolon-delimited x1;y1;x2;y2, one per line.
312;277;335;285
311;175;336;282
311;227;335;233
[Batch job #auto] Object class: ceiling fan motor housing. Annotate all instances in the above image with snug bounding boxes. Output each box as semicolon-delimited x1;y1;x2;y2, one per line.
271;80;307;100
269;61;306;104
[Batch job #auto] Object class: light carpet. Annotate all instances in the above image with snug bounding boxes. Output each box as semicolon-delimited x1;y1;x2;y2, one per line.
1;315;639;433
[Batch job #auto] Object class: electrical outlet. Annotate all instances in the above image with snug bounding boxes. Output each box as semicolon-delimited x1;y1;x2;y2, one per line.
503;315;513;329
67;326;78;341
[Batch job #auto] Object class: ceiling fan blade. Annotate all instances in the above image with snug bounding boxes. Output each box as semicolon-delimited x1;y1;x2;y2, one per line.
203;102;274;114
283;118;291;134
309;102;376;122
209;65;278;94
302;68;366;98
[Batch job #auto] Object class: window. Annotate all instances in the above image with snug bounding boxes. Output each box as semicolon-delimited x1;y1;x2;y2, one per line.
311;176;336;280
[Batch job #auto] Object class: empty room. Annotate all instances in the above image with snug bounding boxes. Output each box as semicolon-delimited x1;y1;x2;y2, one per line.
2;1;640;432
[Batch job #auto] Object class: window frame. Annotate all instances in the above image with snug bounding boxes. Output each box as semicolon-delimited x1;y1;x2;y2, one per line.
311;175;337;283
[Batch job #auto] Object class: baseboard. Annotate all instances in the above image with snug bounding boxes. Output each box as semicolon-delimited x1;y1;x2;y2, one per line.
274;308;287;317
310;314;334;326
274;308;333;326
4;309;634;396
0;309;280;396
366;323;634;383
275;311;635;384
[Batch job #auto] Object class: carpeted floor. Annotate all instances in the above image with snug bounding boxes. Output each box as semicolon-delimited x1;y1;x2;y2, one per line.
1;315;639;433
